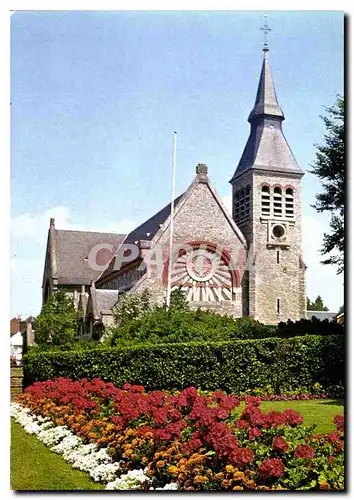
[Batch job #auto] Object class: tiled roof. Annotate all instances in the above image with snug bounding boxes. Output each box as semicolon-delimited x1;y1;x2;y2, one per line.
54;230;125;285
97;195;184;283
95;290;119;315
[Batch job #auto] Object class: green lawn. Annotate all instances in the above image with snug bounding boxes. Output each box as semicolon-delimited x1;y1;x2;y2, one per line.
10;420;104;491
260;399;344;434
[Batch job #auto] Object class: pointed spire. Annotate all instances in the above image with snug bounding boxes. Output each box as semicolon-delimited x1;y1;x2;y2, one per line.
229;44;303;182
248;47;284;122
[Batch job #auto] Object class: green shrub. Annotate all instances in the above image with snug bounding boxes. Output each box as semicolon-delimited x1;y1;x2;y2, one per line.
106;307;276;346
34;291;82;346
105;288;343;347
23;335;344;396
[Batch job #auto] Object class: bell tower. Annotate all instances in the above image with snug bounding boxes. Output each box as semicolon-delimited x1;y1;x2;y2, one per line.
230;42;306;324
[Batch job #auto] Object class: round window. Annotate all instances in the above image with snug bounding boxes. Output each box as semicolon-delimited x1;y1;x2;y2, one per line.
272;224;285;239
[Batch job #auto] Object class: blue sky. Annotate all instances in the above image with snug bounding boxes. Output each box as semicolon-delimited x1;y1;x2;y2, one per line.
10;10;344;317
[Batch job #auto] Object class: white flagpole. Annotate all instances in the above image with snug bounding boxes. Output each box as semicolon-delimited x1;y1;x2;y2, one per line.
166;131;177;308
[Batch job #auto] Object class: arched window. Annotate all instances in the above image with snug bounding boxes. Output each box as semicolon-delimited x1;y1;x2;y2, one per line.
273;187;283;217
285;188;294;218
261;185;271;216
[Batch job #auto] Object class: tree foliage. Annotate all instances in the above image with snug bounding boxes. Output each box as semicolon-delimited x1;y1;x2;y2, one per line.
306;295;329;311
310;95;344;273
34;291;81;347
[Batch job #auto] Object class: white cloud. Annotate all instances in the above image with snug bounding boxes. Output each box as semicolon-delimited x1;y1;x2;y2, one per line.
221;195;343;312
10;207;136;318
11;206;135;240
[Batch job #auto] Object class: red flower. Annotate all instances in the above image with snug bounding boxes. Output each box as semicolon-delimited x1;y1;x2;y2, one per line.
294;444;315;459
333;415;344;432
283;409;303;426
248;427;261;440
272;436;289;452
235;419;249;430
259;458;285;480
231;447;254;467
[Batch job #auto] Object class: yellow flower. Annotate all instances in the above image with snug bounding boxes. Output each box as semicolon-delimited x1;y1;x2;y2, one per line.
233;471;245;481
124;449;133;457
168;466;178;475
225;465;234;473
221;479;232;488
214;473;224;481
194;475;208;484
232;486;244;491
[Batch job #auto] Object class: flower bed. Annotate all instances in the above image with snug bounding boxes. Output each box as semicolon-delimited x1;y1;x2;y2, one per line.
12;378;344;491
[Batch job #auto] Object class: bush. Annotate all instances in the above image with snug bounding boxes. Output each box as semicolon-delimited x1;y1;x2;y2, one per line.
105;289;343;347
107;307;276;347
34;291;82;346
23;335;344;396
277;317;343;337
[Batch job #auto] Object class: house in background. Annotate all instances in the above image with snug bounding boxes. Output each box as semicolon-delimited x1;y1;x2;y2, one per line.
305;311;337;322
10;315;36;364
10;315;26;364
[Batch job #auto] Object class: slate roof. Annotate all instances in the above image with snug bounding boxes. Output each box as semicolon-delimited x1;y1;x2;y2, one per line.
230;48;303;182
305;311;337;321
248;48;284;121
97;195;184;283
95;290;119;315
54;230;125;285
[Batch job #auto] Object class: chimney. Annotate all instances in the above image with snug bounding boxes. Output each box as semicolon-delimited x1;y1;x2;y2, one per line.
196;163;208;183
50;218;55;229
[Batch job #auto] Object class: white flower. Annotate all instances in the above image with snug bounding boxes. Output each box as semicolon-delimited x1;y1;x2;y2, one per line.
155;482;180;490
105;469;151;490
11;402;177;491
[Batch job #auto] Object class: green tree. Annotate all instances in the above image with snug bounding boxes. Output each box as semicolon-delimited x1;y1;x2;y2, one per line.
310;95;344;273
112;289;151;328
306;295;329;311
34;291;81;346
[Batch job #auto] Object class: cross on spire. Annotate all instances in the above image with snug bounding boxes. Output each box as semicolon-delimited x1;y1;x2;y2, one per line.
260;14;272;50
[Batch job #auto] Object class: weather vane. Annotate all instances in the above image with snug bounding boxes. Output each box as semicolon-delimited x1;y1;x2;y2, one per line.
260;13;272;49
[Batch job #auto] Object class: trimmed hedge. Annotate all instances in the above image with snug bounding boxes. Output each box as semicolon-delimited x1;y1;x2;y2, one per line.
22;335;344;395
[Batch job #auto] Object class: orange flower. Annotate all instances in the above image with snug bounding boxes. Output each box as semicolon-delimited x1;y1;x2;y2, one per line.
233;486;244;491
156;461;166;468
233;471;245;481
221;479;232;489
320;482;331;490
193;475;208;484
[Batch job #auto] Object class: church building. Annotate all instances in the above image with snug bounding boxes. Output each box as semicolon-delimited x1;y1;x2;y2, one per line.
42;44;306;333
